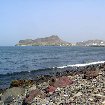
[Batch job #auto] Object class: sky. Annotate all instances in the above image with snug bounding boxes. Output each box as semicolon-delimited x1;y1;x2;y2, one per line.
0;0;105;46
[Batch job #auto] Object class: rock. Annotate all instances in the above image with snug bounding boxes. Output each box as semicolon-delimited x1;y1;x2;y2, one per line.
46;76;73;94
46;86;56;93
93;94;105;98
24;89;41;104
0;93;2;100
39;91;46;99
102;100;105;105
40;99;48;104
74;92;82;97
83;70;99;79
49;77;56;86
0;101;3;105
0;89;4;94
28;84;36;92
54;76;73;88
55;87;61;91
4;95;14;104
22;99;27;105
1;87;25;102
10;80;34;87
89;98;94;101
63;94;68;97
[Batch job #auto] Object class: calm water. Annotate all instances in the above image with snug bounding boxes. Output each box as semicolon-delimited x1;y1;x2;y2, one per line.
0;46;105;88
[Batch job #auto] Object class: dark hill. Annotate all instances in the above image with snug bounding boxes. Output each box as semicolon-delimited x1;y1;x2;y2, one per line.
16;35;72;46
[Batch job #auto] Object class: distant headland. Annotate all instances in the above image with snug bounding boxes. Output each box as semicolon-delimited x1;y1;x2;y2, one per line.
16;35;105;47
15;35;72;46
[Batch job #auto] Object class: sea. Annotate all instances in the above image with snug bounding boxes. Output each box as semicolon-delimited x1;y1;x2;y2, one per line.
0;46;105;89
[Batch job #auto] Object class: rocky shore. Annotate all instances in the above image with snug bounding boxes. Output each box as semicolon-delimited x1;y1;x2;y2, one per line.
0;63;105;105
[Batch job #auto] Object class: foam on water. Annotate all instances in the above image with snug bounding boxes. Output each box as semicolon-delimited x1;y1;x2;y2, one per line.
57;61;105;68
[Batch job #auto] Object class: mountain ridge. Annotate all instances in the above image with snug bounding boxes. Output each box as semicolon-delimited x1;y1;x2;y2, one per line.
16;35;72;46
16;35;105;47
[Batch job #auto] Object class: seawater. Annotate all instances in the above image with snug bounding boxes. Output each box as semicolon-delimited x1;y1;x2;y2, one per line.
0;46;105;88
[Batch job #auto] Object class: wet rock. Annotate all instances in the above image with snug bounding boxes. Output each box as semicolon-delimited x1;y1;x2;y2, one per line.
0;89;4;94
56;72;61;77
22;99;28;105
36;75;51;85
49;77;56;86
10;80;34;87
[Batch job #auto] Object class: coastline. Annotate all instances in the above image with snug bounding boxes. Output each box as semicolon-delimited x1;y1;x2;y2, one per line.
0;61;105;104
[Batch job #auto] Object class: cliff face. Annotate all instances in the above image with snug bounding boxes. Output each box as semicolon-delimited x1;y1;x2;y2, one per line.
16;35;72;46
76;40;105;46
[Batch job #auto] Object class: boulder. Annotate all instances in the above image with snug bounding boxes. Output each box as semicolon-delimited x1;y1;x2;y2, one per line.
10;80;34;87
83;70;99;79
47;86;56;93
49;77;56;86
4;96;14;104
1;87;25;102
24;89;44;104
46;76;73;93
28;84;36;92
54;76;73;88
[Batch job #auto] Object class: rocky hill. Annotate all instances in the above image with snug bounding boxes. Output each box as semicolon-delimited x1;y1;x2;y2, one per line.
16;35;72;46
76;40;105;47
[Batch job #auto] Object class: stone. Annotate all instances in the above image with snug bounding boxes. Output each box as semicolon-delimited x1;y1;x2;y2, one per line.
49;77;56;86
93;94;105;98
10;80;34;87
54;76;73;88
0;101;3;105
47;86;56;93
102;100;105;105
22;99;27;105
83;70;99;79
74;92;82;97
4;95;14;104
89;98;93;101
28;84;36;92
24;89;41;104
63;94;68;97
1;87;25;101
55;87;61;91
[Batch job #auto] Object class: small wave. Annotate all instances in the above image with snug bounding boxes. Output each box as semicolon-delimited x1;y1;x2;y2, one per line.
57;61;105;68
1;61;105;76
0;68;53;76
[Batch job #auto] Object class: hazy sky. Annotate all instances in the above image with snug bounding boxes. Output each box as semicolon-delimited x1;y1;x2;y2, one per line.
0;0;105;46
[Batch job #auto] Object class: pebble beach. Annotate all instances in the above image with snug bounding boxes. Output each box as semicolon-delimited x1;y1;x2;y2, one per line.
1;62;105;105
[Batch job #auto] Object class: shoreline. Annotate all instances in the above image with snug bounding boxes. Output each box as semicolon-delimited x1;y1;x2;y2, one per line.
0;62;105;104
0;61;105;89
